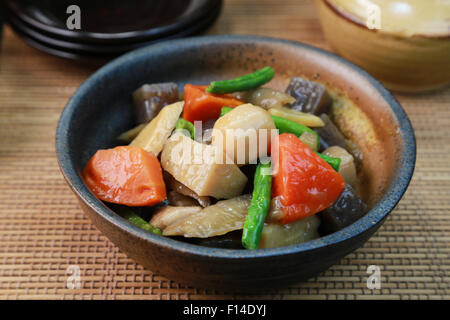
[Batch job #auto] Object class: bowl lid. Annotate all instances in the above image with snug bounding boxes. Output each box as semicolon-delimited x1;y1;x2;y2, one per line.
6;0;222;43
6;3;221;58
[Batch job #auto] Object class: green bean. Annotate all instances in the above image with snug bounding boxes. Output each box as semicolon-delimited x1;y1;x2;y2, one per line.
242;161;272;250
220;107;233;117
175;118;195;139
271;115;320;150
206;66;275;94
316;153;341;172
114;206;162;235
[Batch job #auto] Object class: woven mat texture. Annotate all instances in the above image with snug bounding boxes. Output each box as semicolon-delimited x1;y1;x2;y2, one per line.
0;0;449;300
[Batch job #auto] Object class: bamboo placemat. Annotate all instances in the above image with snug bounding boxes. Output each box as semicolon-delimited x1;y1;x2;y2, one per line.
0;0;449;300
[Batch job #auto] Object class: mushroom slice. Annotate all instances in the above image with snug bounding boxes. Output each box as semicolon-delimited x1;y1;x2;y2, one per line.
164;172;211;207
163;195;252;238
234;87;295;109
150;206;201;230
167;191;199;207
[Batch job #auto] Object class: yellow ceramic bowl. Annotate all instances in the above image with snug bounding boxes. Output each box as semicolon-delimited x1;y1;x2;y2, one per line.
315;0;450;93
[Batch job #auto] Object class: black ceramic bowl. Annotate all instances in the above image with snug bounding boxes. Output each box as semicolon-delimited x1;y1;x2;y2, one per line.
56;35;416;290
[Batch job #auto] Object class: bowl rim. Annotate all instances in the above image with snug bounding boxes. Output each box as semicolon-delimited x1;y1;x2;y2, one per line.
321;0;450;39
56;34;416;259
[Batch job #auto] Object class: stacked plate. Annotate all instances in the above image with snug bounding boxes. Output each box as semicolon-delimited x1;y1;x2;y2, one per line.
4;0;222;65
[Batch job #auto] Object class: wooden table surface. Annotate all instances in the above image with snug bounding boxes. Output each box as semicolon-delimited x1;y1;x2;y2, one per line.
0;0;449;300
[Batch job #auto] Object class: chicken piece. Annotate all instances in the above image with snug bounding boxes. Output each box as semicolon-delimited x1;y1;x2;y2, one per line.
161;132;248;199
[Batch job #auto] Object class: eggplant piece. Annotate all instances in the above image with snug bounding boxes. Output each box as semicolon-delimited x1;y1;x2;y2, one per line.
285;77;332;115
234;87;295;109
132;82;179;124
319;184;368;233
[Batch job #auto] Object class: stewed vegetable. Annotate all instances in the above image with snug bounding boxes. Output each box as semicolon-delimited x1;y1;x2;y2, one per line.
242;162;272;249
83;67;369;250
285;77;332;115
272;133;346;224
206;66;275;94
234;87;295;109
83;145;166;206
182;84;243;122
113;205;162;235
133;82;179;124
212;104;275;166
130;102;183;156
161;132;248;199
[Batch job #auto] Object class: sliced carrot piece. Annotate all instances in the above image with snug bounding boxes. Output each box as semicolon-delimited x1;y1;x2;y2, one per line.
272;133;346;224
83;146;166;206
182;84;243;123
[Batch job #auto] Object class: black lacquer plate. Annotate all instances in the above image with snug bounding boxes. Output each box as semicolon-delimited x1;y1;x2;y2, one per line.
4;0;222;64
6;0;221;44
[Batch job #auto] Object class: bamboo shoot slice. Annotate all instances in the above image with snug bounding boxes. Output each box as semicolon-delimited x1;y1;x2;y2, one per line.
130;102;183;156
